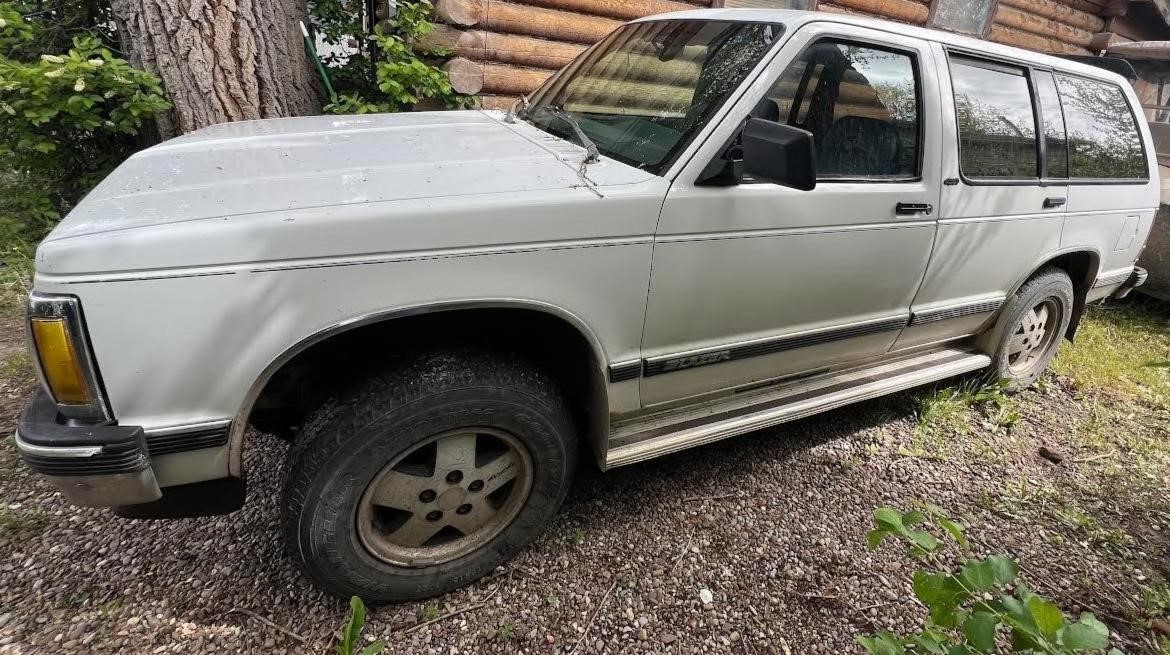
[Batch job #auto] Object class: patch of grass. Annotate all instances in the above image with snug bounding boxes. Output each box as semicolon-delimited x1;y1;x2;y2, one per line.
1144;580;1170;619
1052;302;1170;403
903;378;1017;459
0;240;34;315
569;527;586;545
420;602;440;621
0;507;48;536
496;620;516;641
1;351;33;384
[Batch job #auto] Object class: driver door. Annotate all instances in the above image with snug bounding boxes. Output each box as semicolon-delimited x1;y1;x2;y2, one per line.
640;24;942;406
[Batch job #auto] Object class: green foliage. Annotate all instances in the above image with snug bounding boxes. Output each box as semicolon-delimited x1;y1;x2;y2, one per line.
862;505;1120;655
0;1;169;269
313;0;471;113
496;620;516;641
336;596;385;655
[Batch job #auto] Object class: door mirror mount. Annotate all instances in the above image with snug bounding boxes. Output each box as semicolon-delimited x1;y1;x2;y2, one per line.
695;118;817;190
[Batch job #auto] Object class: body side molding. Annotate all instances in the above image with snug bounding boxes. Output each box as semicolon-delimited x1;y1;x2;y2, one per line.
909;298;1004;325
641;315;909;378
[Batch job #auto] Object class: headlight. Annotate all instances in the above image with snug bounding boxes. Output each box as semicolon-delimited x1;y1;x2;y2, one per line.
26;293;111;423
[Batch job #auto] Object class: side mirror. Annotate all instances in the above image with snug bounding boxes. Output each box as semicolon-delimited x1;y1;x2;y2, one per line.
741;118;816;191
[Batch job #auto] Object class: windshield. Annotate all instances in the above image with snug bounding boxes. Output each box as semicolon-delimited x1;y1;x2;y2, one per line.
522;19;783;175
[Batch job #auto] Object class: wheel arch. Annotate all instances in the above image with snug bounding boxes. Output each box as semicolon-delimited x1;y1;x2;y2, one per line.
1003;247;1101;341
227;300;612;477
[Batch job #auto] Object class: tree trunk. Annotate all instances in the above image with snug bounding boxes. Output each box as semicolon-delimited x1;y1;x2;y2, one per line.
111;0;320;138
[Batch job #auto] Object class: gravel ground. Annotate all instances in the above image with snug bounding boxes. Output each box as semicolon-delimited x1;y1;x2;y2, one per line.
0;312;1167;654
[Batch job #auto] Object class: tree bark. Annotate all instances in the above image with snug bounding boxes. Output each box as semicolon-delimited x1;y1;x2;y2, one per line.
111;0;320;138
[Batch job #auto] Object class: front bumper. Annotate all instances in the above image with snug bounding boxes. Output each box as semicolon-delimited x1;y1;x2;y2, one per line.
14;391;161;507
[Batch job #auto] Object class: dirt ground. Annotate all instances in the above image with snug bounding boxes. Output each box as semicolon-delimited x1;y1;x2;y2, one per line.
0;305;1167;654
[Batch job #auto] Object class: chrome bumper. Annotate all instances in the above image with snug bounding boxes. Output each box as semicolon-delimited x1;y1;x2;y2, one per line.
14;391;161;507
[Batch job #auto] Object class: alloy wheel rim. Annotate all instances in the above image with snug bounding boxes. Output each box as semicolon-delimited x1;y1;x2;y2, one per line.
357;427;533;568
1006;297;1061;375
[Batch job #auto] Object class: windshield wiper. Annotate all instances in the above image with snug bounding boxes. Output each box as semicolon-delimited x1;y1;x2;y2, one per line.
534;105;600;163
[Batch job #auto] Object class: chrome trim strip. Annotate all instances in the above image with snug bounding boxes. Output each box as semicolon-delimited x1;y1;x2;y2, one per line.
909;298;1004;325
143;419;232;437
40;236;655;284
13;432;102;458
26;292;113;423
607;360;642;383
654;220;935;244
642;315;910;377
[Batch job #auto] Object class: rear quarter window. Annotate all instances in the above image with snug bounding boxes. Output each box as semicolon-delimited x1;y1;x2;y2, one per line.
1054;75;1147;181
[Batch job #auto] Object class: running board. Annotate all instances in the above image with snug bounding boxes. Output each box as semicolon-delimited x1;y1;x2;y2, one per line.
605;348;990;468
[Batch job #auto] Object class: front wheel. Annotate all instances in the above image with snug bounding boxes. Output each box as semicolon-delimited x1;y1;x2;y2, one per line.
281;349;577;603
979;266;1074;388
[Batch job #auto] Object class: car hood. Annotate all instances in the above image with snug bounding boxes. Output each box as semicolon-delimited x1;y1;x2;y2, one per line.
47;110;653;241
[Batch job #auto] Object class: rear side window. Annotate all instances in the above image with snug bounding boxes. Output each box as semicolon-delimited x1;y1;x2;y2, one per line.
950;58;1038;179
1033;71;1068;179
1054;75;1147;180
759;40;921;180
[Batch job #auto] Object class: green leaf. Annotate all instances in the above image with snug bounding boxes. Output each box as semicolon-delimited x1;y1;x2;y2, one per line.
874;507;904;531
857;632;905;655
938;517;968;551
963;611;1000;652
1060;613;1110;651
338;596;367;655
960;556;1019;592
909;632;948;655
1027;596;1064;640
914;572;967;628
902;510;926;526
867;529;890;550
357;642;386;655
907;530;939;553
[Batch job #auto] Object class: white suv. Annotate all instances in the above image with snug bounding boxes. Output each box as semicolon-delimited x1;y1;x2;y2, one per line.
17;10;1155;602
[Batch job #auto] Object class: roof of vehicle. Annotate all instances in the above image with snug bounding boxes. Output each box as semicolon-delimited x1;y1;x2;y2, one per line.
632;9;1132;88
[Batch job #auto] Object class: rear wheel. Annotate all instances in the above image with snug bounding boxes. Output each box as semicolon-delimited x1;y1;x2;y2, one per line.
281;348;576;603
980;267;1074;388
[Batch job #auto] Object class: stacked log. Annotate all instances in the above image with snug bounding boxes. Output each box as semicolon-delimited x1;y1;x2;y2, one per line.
818;0;929;24
429;0;1130;105
430;0;707;103
988;0;1105;54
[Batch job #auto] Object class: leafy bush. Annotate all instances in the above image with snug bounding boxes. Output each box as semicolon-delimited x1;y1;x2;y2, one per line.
312;0;472;113
0;2;168;306
862;505;1119;655
0;4;169;241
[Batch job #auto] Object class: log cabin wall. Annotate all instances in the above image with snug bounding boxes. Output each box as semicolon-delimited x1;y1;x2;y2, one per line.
427;0;1166;107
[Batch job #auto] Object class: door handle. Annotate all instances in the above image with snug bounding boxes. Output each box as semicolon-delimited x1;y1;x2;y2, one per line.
1043;197;1066;209
895;202;933;216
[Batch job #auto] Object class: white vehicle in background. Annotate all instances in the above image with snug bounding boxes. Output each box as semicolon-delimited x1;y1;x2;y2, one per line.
17;9;1155;602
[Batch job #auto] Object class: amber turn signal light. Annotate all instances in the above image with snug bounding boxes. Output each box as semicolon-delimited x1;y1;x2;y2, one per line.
30;317;92;405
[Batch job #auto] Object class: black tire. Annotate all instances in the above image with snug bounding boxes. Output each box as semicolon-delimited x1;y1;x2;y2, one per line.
978;266;1074;389
281;348;577;603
